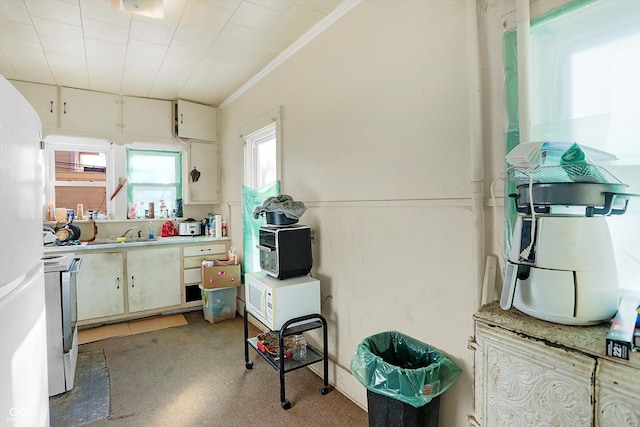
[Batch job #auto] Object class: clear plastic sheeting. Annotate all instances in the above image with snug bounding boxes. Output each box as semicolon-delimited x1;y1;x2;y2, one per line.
242;181;280;274
350;331;461;408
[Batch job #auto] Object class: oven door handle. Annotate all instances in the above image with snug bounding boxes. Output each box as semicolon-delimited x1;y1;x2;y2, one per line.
256;244;273;252
68;257;82;275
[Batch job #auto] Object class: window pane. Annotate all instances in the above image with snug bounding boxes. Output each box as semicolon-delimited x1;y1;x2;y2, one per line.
130;186;177;218
55;150;106;181
256;138;276;188
529;0;640;296
55;186;106;214
129;153;178;183
53;148;107;216
127;149;182;218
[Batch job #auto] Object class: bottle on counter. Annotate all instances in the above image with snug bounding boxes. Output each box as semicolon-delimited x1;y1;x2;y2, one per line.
221;220;227;237
148;221;155;239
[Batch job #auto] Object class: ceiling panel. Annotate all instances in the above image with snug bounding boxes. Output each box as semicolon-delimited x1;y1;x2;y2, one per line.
24;0;81;26
0;1;30;24
40;37;85;58
130;19;175;45
32;16;83;43
229;2;280;32
0;0;351;106
82;18;129;45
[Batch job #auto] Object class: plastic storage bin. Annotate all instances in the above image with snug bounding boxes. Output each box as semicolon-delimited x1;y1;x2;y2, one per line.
200;285;237;324
350;331;461;426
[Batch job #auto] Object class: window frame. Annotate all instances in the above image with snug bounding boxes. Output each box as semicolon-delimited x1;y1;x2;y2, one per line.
244;123;278;189
125;148;183;219
44;136;113;219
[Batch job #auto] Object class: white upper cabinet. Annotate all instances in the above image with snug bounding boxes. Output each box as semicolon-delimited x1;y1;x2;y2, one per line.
188;141;219;204
60;87;120;134
122;96;173;140
10;80;58;129
175;99;218;141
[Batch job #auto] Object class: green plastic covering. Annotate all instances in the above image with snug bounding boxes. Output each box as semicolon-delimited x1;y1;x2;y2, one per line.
350;331;462;408
503;27;519;268
502;0;597;265
242;181;280;274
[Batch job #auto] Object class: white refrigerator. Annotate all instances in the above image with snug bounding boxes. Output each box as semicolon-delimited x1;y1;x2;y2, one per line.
0;75;50;426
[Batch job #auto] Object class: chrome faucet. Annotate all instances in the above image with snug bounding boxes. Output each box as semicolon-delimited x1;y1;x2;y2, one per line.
121;227;141;238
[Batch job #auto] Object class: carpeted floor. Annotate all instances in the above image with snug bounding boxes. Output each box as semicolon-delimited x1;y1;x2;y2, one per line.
52;310;367;427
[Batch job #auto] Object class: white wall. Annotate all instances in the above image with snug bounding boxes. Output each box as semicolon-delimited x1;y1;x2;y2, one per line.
219;1;477;425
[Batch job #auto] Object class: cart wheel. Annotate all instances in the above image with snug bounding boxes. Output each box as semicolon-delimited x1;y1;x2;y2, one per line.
245;361;253;369
281;400;291;410
320;386;329;395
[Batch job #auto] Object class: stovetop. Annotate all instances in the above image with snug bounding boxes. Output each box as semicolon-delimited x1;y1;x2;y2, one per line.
42;253;75;273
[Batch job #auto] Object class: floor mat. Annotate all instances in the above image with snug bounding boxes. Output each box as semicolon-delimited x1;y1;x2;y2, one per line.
49;349;110;427
78;313;188;344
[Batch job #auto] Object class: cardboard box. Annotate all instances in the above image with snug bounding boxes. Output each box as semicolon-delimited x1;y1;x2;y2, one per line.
606;295;640;360
201;264;240;289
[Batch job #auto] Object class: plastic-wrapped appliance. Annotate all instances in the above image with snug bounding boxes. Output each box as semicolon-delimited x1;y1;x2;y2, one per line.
500;142;637;325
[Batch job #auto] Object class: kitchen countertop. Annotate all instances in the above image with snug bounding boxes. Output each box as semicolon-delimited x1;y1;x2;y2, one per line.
44;235;230;254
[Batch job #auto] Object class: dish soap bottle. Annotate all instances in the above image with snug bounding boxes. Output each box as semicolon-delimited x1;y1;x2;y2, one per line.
148;221;155;240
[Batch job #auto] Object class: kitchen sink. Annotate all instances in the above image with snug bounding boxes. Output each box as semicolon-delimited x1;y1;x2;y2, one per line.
87;238;157;245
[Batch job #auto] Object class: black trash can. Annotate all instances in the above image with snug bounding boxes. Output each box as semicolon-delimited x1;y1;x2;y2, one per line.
350;331;461;427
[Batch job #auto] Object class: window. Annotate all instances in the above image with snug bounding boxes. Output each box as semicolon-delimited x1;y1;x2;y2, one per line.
244;123;277;188
512;0;640;296
126;149;182;219
242;119;280;274
45;136;110;219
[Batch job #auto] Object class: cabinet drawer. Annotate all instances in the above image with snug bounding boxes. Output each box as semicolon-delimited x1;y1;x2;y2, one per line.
183;268;202;284
183;243;226;257
183;254;227;269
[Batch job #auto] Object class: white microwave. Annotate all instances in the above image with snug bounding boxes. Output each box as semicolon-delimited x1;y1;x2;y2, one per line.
245;272;320;330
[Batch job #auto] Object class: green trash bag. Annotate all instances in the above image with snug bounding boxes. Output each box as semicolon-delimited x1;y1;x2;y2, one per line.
350;331;462;408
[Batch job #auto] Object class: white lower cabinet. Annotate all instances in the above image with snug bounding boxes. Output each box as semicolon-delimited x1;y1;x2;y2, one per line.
77;252;125;321
76;246;181;325
127;247;181;312
596;359;640;425
472;303;640;427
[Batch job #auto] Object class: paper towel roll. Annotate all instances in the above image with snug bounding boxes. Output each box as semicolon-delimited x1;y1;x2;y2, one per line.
215;214;222;237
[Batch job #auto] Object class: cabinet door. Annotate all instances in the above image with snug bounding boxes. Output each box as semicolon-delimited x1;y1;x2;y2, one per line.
596;359;640;426
474;322;595;427
60;87;120;134
188;141;219;203
76;252;125;321
127;247;181;312
10;80;58;128
175;100;217;141
122;96;173;139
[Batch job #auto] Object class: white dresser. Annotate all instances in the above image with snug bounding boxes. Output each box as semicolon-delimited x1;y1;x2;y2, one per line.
470;302;640;427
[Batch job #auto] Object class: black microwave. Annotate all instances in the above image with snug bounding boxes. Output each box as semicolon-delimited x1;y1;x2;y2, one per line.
257;224;312;279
